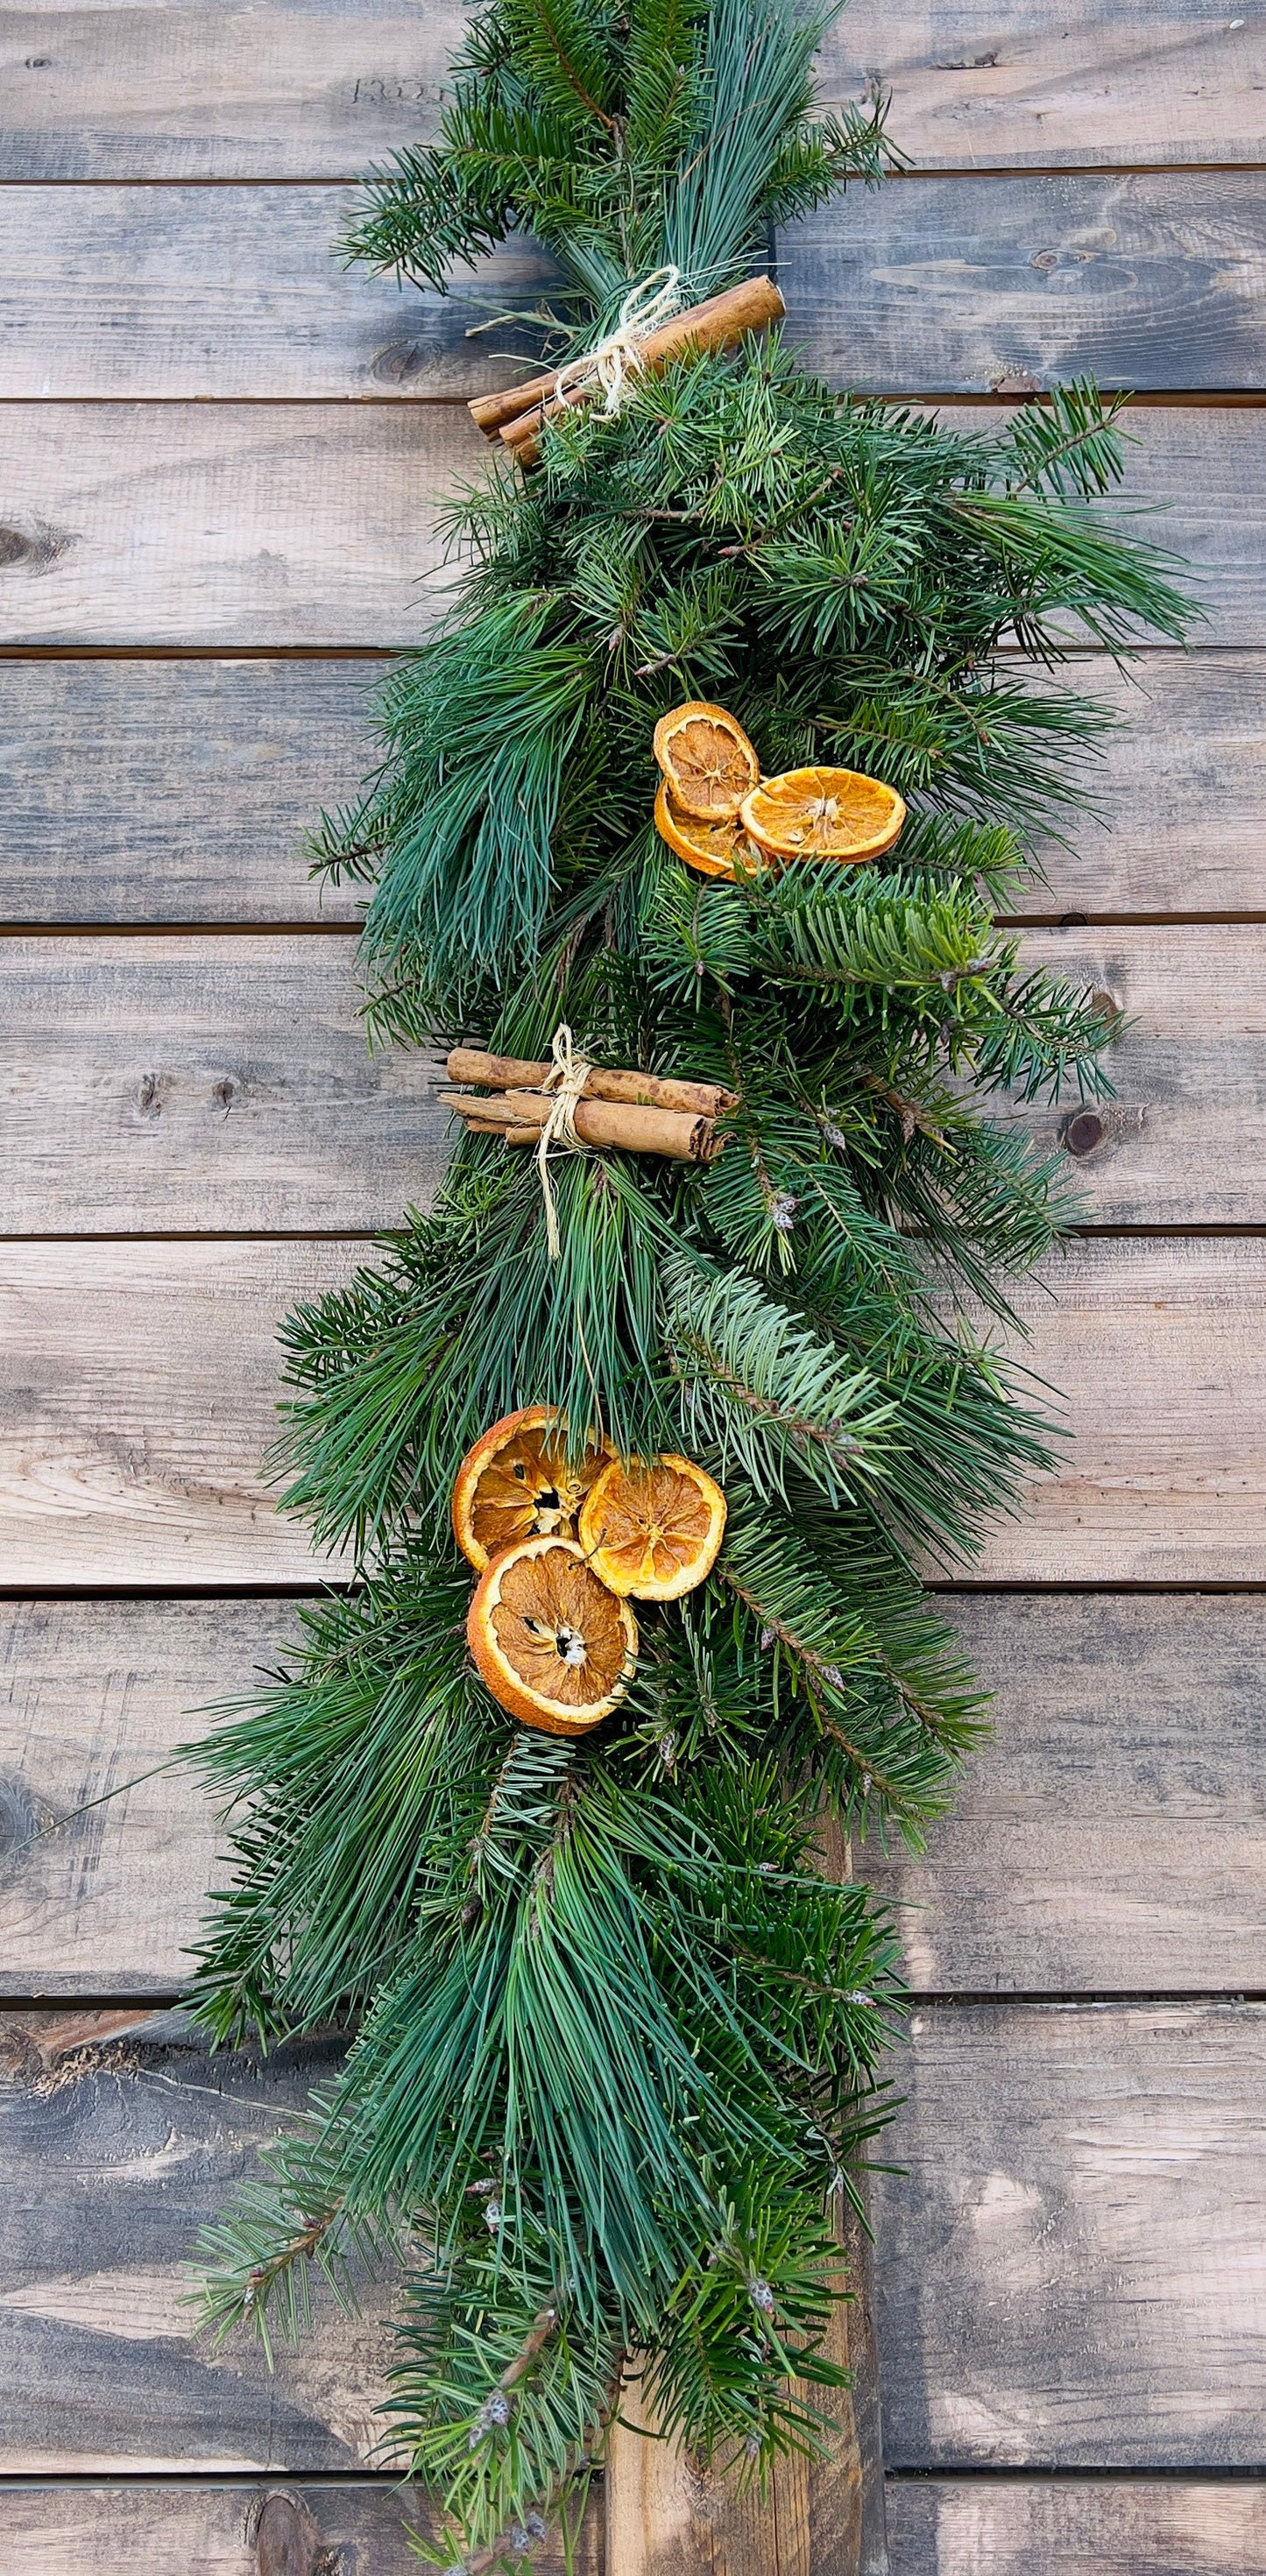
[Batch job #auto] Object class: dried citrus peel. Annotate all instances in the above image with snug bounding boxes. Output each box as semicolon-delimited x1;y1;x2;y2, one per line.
451;1405;613;1570
653;701;760;821
578;1454;727;1601
467;1535;639;1734
739;766;906;864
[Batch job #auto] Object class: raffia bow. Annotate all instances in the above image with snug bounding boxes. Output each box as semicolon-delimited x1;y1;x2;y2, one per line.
551;265;683;418
535;1023;595;1259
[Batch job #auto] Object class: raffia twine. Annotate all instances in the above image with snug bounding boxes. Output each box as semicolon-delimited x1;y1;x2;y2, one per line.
551;265;682;418
535;1023;595;1260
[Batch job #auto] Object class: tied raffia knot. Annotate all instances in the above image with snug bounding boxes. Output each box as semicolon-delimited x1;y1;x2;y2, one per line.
552;265;682;419
536;1023;594;1260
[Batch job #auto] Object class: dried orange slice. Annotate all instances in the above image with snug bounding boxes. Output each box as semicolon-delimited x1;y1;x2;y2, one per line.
452;1405;614;1572
739;766;906;865
654;777;760;881
577;1454;726;1602
467;1535;639;1735
653;702;760;822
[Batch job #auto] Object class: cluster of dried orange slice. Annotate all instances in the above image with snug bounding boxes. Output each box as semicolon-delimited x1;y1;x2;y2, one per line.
652;699;907;882
452;1405;727;1734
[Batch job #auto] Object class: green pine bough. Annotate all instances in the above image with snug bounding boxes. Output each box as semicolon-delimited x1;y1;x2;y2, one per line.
187;1;1192;2565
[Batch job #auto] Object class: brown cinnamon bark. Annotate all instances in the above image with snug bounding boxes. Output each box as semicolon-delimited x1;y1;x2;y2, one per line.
440;1086;721;1163
478;276;785;464
446;1047;735;1119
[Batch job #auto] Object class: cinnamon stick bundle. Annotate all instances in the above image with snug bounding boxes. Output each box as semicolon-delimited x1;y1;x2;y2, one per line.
467;276;785;468
448;1048;735;1120
440;1085;722;1163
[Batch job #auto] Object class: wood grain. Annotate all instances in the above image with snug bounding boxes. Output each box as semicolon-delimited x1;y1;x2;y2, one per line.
819;2;1266;173
0;405;470;646
0;2011;403;2472
876;2001;1266;2468
0;189;553;399
4;926;1264;1231
863;1593;1266;1994
0;1239;359;1585
7;1594;1262;2001
886;2477;1266;2575
3;652;1262;925
1001;923;1266;1224
5;178;1266;403
781;173;1266;394
1;0;458;179
7;2;1266;178
0;1598;292;1996
1;1238;1264;1585
0;935;448;1232
0;403;1255;648
0;2482;542;2576
0;660;372;924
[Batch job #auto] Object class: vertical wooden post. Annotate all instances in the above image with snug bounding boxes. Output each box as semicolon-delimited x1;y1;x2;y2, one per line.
605;2199;888;2576
605;1814;888;2576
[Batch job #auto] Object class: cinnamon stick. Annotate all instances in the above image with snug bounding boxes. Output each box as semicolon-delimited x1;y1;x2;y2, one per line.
478;276;785;465
446;1047;735;1119
439;1086;721;1163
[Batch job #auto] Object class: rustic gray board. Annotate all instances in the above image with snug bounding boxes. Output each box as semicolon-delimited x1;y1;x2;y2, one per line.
0;403;470;648
885;2476;1266;2576
3;652;1263;926
0;935;448;1232
0;404;1255;648
4;1594;1264;2001
6;174;1266;400
0;2011;404;2473
875;2001;1266;2470
779;173;1266;394
5;0;1264;178
0;2481;600;2576
863;1592;1266;1995
3;1237;1266;1585
0;190;555;400
4;923;1265;1232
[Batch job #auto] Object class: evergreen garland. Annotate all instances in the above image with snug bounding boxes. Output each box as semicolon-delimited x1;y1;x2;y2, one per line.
187;2;1192;2565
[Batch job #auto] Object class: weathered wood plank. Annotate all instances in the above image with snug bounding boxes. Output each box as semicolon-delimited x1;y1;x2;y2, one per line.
0;1598;289;1996
0;188;551;400
1002;923;1266;1224
0;935;448;1232
876;2001;1266;2468
0;2481;554;2576
7;1;1265;178
7;1595;1262;2001
1;1239;1264;1585
0;0;458;179
820;2;1266;173
7;175;1266;400
3;651;1262;925
0;660;372;924
0;1239;358;1585
782;173;1266;394
0;924;1258;1231
0;405;470;646
0;405;1256;647
886;2477;1266;2575
0;2012;400;2472
863;1593;1266;1994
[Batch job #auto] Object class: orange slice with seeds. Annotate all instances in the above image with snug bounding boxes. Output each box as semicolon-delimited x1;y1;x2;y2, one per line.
467;1535;639;1736
451;1405;614;1572
739;766;906;865
578;1454;726;1602
653;701;760;822
654;777;761;881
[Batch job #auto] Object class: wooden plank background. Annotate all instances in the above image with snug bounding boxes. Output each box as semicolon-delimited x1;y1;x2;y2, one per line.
1;5;1263;2573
